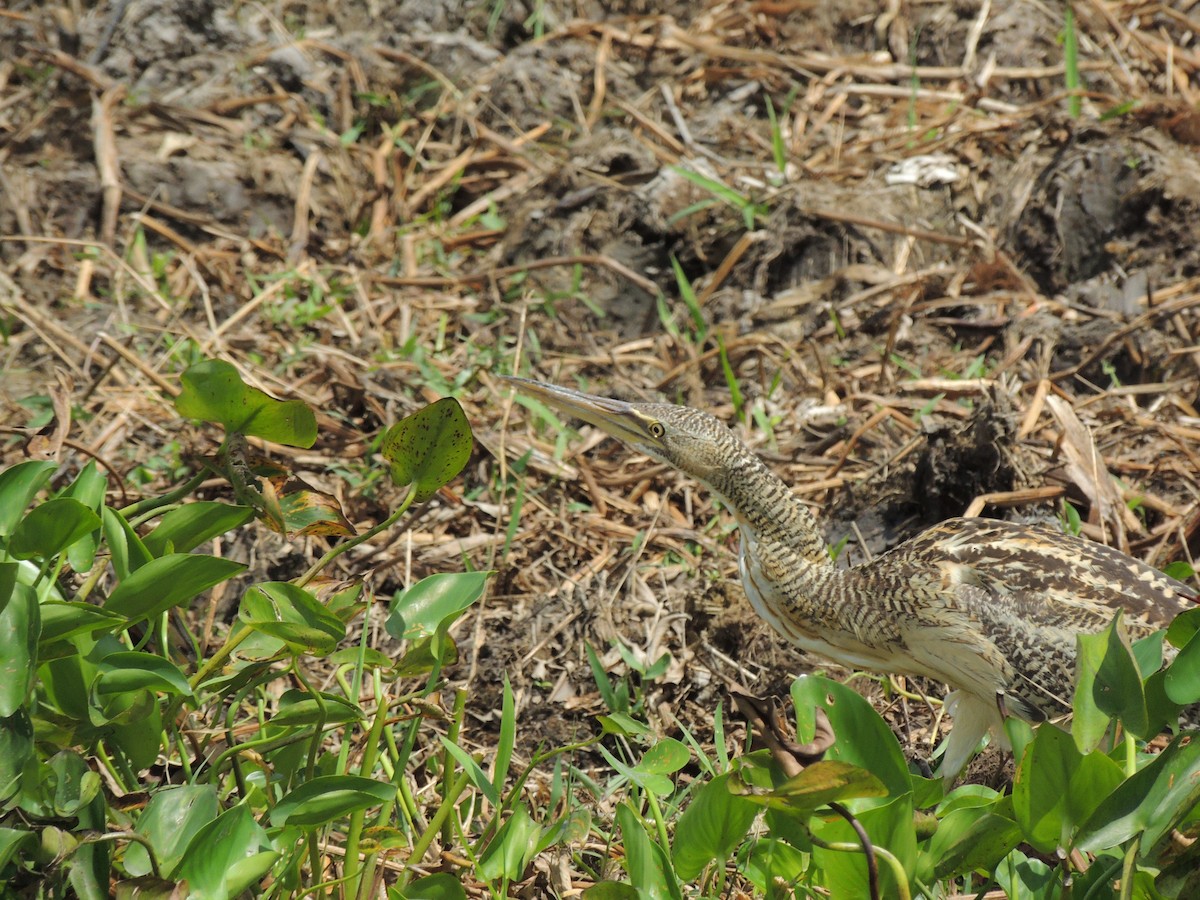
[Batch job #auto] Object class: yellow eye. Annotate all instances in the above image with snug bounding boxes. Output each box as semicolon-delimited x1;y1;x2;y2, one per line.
648;422;665;439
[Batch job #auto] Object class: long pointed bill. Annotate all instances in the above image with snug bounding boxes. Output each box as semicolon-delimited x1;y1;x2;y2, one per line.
501;376;652;446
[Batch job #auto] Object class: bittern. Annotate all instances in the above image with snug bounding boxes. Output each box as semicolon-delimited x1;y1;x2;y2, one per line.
505;376;1198;777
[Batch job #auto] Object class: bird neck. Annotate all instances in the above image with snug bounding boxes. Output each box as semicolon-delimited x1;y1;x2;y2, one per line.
709;455;829;565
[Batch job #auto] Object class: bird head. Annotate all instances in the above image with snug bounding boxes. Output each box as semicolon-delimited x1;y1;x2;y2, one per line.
502;377;741;486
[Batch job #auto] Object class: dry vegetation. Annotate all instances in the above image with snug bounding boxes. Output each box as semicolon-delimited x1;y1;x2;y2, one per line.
3;0;1200;894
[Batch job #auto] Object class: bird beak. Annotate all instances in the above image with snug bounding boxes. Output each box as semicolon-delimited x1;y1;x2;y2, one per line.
501;376;654;446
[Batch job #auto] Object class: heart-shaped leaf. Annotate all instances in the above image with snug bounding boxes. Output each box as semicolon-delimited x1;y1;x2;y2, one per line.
175;359;317;448
380;398;472;502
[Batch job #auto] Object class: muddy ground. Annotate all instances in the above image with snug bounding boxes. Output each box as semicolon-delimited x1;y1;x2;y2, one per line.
3;0;1200;889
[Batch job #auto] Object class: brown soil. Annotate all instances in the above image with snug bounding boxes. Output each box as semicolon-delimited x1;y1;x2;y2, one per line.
4;0;1200;894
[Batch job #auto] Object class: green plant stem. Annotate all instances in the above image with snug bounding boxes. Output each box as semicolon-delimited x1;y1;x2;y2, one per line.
644;790;672;863
1120;835;1140;900
443;689;468;848
295;488;414;587
404;768;472;880
189;621;253;691
808;809;914;900
119;470;209;519
348;693;391;900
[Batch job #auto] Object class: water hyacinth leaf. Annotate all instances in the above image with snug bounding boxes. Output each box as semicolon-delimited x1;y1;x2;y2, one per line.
124;785;218;878
238;582;344;653
1164;624;1200;705
0;460;57;537
270;690;363;727
270;775;396;826
671;773;760;881
792;674;910;796
0;709;34;803
635;739;690;777
616;802;683;900
477;803;541;883
1166;606;1200;650
7;498;101;562
142;502;256;555
59;461;106;573
1076;734;1200;856
1012;725;1123;855
38;602;123;647
398;873;468;900
105;554;246;623
177;803;278;898
0;568;38;717
380;397;473;501
95;652;193;698
102;506;153;577
387;572;487;642
176;359;317;448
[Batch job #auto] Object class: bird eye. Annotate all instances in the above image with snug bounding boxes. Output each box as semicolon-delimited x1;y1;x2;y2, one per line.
648;422;665;439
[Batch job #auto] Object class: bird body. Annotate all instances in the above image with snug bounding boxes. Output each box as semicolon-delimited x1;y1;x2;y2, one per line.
505;377;1197;776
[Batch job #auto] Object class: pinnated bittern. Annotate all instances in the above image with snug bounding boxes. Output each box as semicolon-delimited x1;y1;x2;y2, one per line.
505;376;1198;777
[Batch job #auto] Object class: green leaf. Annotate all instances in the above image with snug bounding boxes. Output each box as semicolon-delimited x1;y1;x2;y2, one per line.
38;602;124;647
616;802;683;900
1166;606;1200;650
0;567;39;716
175;359;317;448
105;553;246;623
0;709;34;804
59;461;106;573
925;808;1022;881
142;502;255;555
993;849;1056;899
1011;725;1124;854
392;631;458;675
636;739;690;777
1079;612;1149;738
7;498;101;562
238;582;344;653
494;675;516;796
791;674;911;796
1076;733;1200;856
1165;622;1200;705
95;651;193;698
102;506;153;576
477;803;542;883
739;838;808;897
811;793;917;899
398;873;469;900
269;689;364;727
597;744;673;797
0;827;36;873
440;736;499;807
671;773;760;881
386;572;487;641
583;884;641;900
1163;560;1195;582
0;461;57;537
380;397;473;501
270;775;397;826
597;712;652;738
177;803;278;898
125;785;218;878
735;759;888;816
